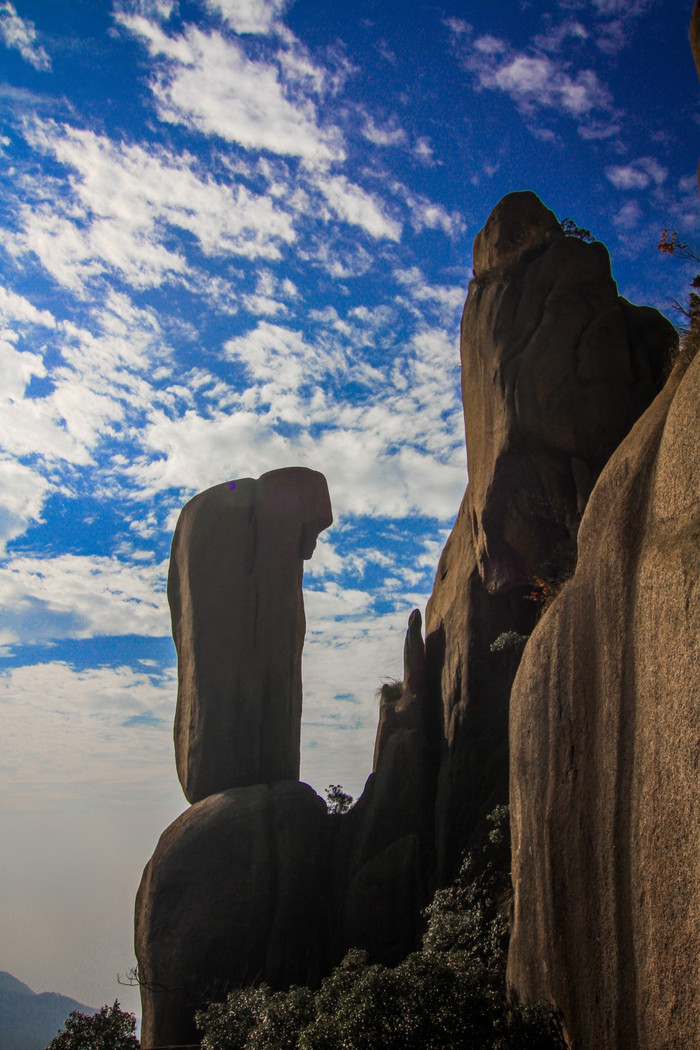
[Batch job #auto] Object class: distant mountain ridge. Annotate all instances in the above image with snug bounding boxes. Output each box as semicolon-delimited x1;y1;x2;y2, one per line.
0;971;96;1050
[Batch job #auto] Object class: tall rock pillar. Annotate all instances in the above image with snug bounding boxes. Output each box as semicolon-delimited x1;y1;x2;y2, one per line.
169;467;333;802
136;467;333;1047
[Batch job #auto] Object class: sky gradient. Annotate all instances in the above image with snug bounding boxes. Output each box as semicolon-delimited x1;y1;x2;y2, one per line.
0;0;698;1021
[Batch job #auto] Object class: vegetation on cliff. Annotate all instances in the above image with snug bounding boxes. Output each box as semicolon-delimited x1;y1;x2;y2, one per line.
196;807;563;1050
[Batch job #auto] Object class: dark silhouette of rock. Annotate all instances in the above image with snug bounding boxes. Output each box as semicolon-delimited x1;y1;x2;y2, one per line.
136;781;329;1048
507;351;700;1048
331;609;438;967
425;191;675;878
169;467;332;803
373;608;427;771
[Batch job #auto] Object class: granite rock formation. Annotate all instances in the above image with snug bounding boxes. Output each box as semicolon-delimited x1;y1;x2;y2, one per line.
332;608;438;967
136;191;687;1048
506;14;700;1045
137;467;332;1047
507;351;700;1049
137;782;329;1048
424;190;675;878
169;467;332;803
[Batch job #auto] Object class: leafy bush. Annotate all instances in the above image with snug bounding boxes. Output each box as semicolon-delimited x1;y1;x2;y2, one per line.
45;1002;139;1050
199;985;314;1050
324;784;354;815
196;806;564;1050
489;631;529;655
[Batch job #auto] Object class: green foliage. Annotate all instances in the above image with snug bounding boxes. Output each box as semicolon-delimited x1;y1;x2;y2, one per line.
324;784;354;815
196;806;564;1050
657;230;700;370
489;631;529;656
198;985;314;1050
45;1002;139;1050
560;217;595;242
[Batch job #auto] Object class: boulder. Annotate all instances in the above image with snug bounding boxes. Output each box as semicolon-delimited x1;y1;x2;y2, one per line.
136;781;330;1048
507;352;700;1048
425;191;675;878
169;467;332;803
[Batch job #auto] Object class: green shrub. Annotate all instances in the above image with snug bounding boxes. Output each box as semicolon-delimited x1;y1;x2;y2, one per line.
196;806;564;1050
45;1002;139;1050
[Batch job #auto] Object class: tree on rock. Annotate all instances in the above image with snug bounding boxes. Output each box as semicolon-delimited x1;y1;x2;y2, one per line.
45;1002;139;1050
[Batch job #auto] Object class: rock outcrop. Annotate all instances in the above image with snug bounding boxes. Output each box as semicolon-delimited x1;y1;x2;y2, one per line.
137;467;332;1047
136;190;690;1048
169;467;332;802
332;608;438;967
507;12;700;1043
507;351;700;1048
137;782;329;1048
425;191;675;878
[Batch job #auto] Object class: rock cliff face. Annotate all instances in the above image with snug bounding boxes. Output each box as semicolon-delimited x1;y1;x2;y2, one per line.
507;351;699;1049
425;191;674;878
506;12;700;1044
169;467;332;802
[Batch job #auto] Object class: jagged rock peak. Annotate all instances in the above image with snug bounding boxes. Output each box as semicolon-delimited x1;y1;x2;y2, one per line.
472;190;563;277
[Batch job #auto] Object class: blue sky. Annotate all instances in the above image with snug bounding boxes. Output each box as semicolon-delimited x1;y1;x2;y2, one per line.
0;0;697;1020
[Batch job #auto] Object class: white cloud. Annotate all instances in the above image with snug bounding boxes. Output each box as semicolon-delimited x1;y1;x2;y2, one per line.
0;459;51;555
487;53;609;116
534;19;588;52
0;554;169;644
613;200;642;228
473;34;505;55
413;137;435;165
454;22;612;126
0;289;175;484
206;0;287;35
11;121;295;292
312;173;402;240
119;17;344;162
606;156;668;190
0;285;56;329
397;190;465;238
361;116;407;147
0;1;50;71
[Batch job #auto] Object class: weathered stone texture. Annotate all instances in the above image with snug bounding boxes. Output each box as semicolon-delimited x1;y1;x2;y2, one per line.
425;191;674;878
507;352;700;1049
169;467;332;803
136;781;329;1048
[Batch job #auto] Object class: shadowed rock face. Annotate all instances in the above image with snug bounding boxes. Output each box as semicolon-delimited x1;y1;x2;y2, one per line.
462;191;672;595
425;191;675;878
169;467;332;803
330;608;438;968
136;782;330;1048
507;352;700;1049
